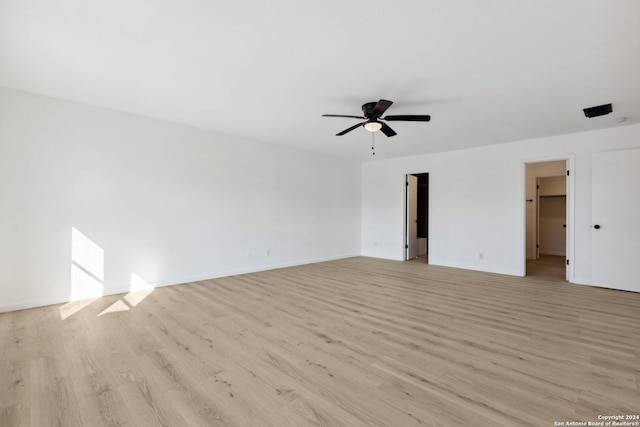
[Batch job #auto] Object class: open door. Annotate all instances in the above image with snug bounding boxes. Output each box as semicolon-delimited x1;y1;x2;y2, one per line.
591;148;640;292
405;175;418;260
525;160;570;279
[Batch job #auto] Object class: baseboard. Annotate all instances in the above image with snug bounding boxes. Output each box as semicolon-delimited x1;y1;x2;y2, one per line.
0;253;360;314
0;296;72;314
156;253;361;287
428;259;523;277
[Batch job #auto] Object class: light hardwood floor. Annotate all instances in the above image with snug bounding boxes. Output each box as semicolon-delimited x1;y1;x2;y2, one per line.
1;257;639;426
526;254;567;278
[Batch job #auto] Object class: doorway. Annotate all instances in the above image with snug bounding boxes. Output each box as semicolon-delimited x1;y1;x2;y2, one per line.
525;161;569;279
405;173;429;262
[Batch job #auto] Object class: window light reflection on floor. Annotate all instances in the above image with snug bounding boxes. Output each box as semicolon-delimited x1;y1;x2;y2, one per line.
98;272;154;316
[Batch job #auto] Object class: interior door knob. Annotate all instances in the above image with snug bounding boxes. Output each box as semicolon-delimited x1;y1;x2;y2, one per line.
594;224;601;229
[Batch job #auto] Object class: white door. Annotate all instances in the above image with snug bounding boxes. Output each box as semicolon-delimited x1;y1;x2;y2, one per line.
406;175;418;260
565;170;570;281
591;149;640;292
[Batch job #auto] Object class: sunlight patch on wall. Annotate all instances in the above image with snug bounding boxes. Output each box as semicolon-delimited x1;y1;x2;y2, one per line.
60;227;105;319
71;227;104;280
69;227;104;301
61;228;154;319
125;272;153;307
70;264;104;301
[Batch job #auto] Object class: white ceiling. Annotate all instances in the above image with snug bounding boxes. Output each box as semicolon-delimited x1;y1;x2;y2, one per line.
1;0;639;160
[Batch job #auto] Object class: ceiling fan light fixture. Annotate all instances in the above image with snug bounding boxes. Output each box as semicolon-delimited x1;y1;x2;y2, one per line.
364;121;382;132
322;99;429;138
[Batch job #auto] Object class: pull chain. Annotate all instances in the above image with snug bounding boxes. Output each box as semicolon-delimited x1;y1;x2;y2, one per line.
371;131;376;156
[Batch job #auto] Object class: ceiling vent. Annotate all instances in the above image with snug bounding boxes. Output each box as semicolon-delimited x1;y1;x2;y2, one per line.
583;103;612;118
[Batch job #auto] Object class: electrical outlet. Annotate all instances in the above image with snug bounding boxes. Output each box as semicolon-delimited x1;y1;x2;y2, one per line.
246;252;252;260
266;249;270;257
478;252;484;260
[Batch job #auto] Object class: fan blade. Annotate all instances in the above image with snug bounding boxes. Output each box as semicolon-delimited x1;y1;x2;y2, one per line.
380;122;397;137
383;115;431;122
322;114;366;119
372;99;393;116
336;122;365;136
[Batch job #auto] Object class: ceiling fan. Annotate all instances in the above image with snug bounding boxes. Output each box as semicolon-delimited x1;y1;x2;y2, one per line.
322;99;431;137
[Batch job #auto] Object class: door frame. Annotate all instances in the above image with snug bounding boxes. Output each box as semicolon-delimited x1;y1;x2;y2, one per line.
403;171;430;261
405;175;418;260
521;155;575;281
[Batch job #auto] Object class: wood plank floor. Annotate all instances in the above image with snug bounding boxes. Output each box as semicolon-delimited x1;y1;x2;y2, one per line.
526;254;567;278
1;257;639;426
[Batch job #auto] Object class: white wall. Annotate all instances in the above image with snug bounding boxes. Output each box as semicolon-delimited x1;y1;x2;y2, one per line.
525;161;566;259
361;123;640;285
0;88;361;312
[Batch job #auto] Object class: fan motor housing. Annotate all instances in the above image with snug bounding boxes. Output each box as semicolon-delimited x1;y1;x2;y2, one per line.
362;102;379;118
